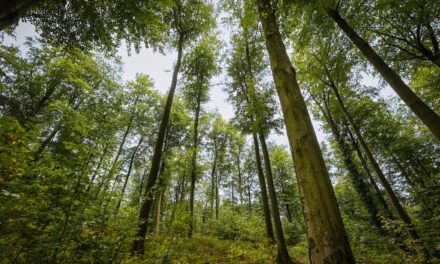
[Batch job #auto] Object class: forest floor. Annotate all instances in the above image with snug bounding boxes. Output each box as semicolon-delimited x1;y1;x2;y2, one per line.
124;235;422;264
127;234;309;263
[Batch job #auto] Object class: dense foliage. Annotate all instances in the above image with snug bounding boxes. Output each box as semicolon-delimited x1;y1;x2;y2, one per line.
1;0;439;263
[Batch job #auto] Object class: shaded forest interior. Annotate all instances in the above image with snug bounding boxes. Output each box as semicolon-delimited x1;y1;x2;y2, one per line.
1;0;440;263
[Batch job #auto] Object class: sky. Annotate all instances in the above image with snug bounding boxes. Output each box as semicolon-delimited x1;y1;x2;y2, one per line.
3;20;392;150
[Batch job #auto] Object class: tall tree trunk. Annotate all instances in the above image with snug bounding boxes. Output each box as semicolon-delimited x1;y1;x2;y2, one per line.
391;155;417;188
179;167;187;203
169;170;184;229
310;92;385;234
344;124;394;219
256;0;355;262
237;147;244;208
132;35;184;255
252;133;274;241
242;37;273;241
154;189;164;237
327;105;384;233
327;8;440;140
106;96;138;181
280;181;293;223
259;132;294;264
231;179;235;205
98;101;137;212
330;80;429;258
114;136;144;215
85;143;109;197
210;151;217;220
202;199;207;224
153;139;169;235
247;172;252;208
189;84;202;238
215;172;220;220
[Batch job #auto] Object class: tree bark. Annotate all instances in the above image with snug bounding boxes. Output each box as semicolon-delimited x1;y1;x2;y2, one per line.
280;181;293;223
310;92;385;234
327;8;440;140
259;132;295;264
132;35;184;255
344;124;394;219
241;36;274;241
154;189;164;237
252;133;274;241
256;0;355;262
247;171;252;208
210;151;217;220
330;80;429;258
215;171;220;220
325;103;384;233
236;144;243;208
189;81;202;237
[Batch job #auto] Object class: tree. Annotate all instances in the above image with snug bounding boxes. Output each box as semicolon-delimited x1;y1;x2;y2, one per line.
1;0;169;52
131;0;215;254
181;36;218;237
326;6;440;140
255;0;356;262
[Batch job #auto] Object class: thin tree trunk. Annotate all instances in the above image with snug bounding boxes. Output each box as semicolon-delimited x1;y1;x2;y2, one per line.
237;146;243;208
210;152;217;220
86;142;109;194
345;124;394;219
153;140;169;235
391;155;417;188
34;98;83;160
51;147;96;261
132;35;184;255
330;80;429;258
98;102;137;211
202;199;207;224
259;132;294;264
247;172;252;208
114;136;144;215
169;170;184;229
231;179;235;205
106;96;138;182
34;120;62;159
329;106;384;233
327;8;440;140
189;84;202;237
252;133;274;241
215;172;220;220
280;181;293;223
179;166;187;203
241;37;274;241
256;0;355;262
310;92;385;233
154;189;163;236
138;168;148;199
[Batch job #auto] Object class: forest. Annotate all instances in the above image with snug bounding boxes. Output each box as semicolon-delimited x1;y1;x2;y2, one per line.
0;0;439;263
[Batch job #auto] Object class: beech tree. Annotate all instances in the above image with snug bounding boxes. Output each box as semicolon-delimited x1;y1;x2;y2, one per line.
131;0;215;254
2;1;440;263
255;0;356;262
181;36;218;237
